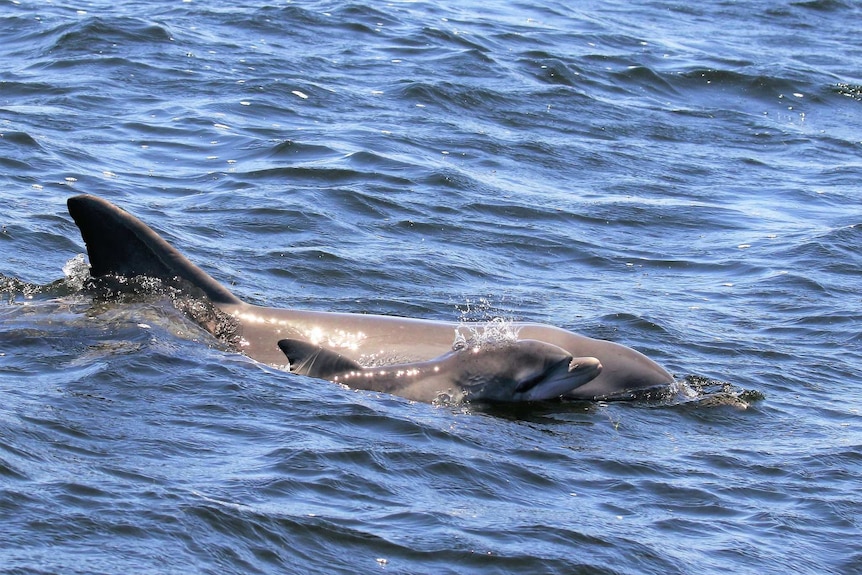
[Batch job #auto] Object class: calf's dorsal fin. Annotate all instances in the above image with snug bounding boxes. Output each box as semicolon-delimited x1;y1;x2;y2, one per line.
277;339;363;378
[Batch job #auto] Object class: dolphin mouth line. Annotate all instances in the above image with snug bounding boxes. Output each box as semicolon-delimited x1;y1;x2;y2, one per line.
514;356;573;394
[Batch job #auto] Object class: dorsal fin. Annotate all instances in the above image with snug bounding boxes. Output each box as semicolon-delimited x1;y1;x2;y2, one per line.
67;194;240;305
277;339;363;378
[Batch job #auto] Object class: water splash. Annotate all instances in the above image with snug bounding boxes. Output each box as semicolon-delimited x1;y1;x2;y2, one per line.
669;375;765;409
456;296;512;323
452;317;521;351
452;296;522;351
62;254;90;291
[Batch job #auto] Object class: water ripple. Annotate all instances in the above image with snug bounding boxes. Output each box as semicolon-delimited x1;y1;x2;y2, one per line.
2;1;861;574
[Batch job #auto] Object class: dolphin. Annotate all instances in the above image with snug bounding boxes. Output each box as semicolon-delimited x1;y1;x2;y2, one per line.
278;338;602;403
66;194;674;400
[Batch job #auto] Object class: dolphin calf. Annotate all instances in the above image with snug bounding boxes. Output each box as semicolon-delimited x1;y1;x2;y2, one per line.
278;338;602;403
66;194;674;400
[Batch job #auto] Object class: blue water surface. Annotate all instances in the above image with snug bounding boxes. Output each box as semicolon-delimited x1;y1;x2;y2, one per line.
1;1;861;574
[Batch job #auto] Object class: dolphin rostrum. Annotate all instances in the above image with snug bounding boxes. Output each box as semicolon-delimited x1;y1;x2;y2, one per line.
66;194;675;400
278;338;602;403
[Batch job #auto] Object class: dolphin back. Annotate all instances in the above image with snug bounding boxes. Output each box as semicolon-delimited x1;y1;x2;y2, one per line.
67;194;240;305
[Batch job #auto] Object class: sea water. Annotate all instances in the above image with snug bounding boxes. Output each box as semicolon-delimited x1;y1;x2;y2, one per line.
1;1;860;574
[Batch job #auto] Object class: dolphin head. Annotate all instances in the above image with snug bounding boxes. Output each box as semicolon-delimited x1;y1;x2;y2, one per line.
457;340;602;403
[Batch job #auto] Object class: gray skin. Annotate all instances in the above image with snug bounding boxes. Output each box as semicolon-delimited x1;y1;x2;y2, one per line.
278;338;603;403
67;194;675;401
